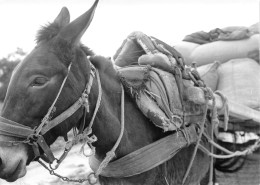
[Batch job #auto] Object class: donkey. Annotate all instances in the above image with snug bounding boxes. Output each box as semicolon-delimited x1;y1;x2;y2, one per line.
0;0;210;184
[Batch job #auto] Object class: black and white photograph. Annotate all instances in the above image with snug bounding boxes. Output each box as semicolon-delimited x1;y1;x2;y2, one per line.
0;0;259;185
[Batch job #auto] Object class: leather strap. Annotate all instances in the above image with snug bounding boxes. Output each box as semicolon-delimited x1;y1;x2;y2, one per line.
89;124;198;177
39;64;96;135
0;116;34;138
40;97;87;135
36;135;56;163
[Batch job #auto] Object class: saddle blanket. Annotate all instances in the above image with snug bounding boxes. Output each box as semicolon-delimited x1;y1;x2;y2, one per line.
115;31;208;132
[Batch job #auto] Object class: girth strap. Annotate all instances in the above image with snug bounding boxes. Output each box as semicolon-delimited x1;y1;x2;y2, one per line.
89;124;198;177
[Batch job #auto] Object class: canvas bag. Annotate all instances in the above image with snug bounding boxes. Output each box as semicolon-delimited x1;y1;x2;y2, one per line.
217;58;260;109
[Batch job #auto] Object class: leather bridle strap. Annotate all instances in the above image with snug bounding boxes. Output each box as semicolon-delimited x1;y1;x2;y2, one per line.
40;65;96;135
0;116;34;138
35;62;74;136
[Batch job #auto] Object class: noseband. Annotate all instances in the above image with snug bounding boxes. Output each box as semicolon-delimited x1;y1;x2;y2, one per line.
0;61;98;164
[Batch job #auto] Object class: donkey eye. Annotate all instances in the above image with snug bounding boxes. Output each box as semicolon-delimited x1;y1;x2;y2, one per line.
31;77;48;87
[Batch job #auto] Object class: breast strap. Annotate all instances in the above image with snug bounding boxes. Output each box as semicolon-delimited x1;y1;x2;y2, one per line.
89;124;198;178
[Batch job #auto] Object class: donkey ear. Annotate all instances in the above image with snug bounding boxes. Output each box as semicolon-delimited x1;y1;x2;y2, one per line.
54;7;70;28
58;0;99;45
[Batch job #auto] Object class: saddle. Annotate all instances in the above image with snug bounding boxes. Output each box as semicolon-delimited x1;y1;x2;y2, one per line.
115;31;208;132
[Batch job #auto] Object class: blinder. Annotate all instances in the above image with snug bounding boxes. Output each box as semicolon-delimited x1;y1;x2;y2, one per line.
0;62;97;164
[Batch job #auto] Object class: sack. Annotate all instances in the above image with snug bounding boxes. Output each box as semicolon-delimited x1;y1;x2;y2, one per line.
217;58;260;109
176;34;259;66
190;34;259;66
197;61;220;91
173;41;199;65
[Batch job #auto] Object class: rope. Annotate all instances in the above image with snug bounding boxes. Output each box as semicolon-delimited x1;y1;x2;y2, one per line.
95;83;125;177
182;88;210;185
79;69;102;157
199;138;260;159
202;132;233;154
215;91;229;131
208;118;214;185
36;62;73;135
85;69;102;133
208;88;217;185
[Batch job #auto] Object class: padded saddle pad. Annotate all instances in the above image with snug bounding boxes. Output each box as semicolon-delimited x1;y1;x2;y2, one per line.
115;31;207;132
118;66;206;132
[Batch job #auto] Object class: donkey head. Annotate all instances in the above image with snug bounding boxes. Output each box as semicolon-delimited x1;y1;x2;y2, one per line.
0;0;98;182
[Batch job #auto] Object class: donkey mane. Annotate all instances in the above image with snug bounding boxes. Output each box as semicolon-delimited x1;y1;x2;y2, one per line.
36;22;95;65
36;22;61;43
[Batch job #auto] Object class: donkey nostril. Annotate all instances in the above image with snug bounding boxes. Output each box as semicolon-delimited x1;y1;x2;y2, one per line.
0;157;2;166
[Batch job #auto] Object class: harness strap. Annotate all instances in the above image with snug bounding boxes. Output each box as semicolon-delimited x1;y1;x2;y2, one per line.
94;83;125;177
89;124;198;177
40;65;96;135
35;135;56;163
85;69;102;131
36;63;73;135
41;99;86;135
0;117;34;138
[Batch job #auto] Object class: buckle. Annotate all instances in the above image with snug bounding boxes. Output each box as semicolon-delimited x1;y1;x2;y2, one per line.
36;135;55;163
28;134;55;164
81;93;90;112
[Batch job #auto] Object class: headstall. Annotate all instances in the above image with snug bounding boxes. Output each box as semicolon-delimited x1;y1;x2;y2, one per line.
0;61;98;165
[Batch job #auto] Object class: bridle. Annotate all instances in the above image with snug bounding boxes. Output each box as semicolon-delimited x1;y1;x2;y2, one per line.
0;59;98;165
0;55;126;184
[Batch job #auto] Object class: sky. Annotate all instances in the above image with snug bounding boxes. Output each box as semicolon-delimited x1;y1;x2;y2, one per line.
0;0;258;58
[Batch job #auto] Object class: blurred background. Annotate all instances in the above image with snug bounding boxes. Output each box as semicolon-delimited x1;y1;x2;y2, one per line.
0;0;258;58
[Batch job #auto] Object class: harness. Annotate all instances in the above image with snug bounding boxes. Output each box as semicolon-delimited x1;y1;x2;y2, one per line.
0;33;259;184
